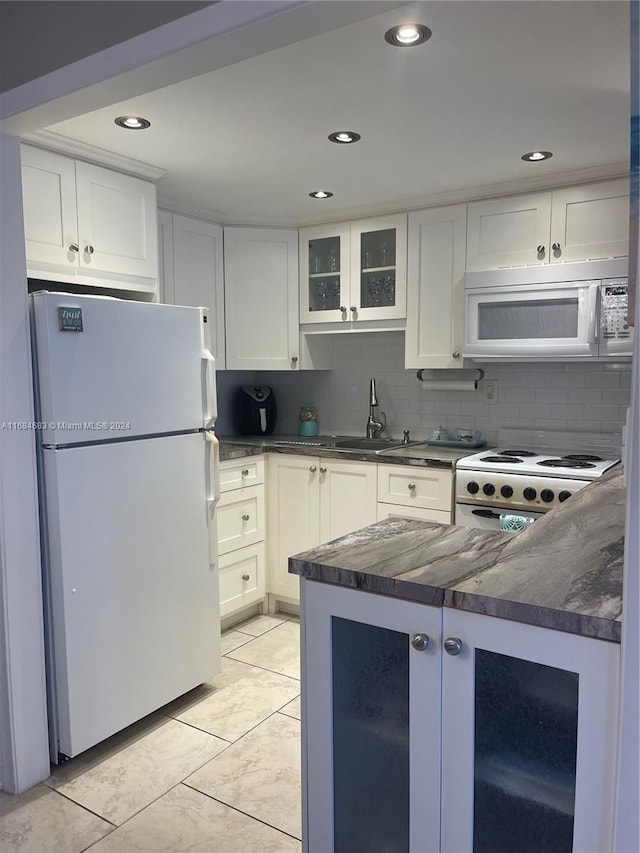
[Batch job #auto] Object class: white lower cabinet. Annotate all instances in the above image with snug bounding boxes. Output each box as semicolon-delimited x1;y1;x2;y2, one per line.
377;463;453;521
267;455;377;607
217;456;266;617
302;580;620;853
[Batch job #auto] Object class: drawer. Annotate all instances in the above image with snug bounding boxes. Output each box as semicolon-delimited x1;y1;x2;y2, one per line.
377;464;453;512
219;543;266;618
377;501;451;524
219;455;265;493
217;485;265;554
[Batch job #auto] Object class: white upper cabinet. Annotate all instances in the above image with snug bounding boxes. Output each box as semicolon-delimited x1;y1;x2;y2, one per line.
159;211;225;369
21;145;158;292
466;179;629;270
224;227;299;370
405;204;467;369
299;213;407;325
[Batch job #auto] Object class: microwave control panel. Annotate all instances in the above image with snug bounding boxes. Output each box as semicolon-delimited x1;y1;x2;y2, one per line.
600;279;630;341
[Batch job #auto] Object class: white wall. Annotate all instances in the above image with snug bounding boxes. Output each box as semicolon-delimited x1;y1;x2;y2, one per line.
217;331;631;443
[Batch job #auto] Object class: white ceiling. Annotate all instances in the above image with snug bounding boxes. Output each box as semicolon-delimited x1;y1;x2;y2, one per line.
42;1;630;226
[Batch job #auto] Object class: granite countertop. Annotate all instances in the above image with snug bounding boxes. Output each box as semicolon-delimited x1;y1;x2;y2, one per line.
219;435;471;467
289;468;625;642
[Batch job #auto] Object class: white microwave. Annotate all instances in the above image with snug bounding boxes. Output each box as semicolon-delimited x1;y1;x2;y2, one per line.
464;261;632;361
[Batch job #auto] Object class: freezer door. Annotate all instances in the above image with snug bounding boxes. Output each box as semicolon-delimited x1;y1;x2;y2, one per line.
31;291;212;444
42;432;220;760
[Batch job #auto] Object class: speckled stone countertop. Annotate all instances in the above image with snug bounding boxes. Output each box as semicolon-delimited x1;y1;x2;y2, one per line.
218;435;471;467
289;469;625;642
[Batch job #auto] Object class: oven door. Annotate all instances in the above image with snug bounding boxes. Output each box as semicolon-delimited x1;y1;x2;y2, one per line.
455;502;545;530
464;281;599;359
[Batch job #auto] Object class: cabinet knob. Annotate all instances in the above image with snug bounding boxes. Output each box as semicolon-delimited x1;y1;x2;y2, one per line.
452;351;460;359
536;244;545;254
241;468;249;476
320;466;327;474
340;305;347;313
309;465;317;473
291;356;298;366
408;483;416;491
68;243;80;253
84;244;95;255
411;633;430;651
552;242;561;253
242;513;250;521
242;573;250;581
350;306;357;313
444;637;464;656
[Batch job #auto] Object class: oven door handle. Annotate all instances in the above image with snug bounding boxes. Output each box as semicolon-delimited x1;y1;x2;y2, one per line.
471;509;502;519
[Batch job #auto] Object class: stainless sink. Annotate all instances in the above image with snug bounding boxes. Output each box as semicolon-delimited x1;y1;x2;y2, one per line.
331;438;411;453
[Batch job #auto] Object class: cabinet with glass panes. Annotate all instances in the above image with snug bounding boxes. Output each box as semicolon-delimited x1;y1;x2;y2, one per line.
299;214;407;325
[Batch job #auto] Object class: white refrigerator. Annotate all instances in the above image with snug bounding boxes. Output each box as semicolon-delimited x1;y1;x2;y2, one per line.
30;291;221;763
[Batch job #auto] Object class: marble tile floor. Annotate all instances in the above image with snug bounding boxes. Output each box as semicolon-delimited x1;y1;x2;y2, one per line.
0;614;302;853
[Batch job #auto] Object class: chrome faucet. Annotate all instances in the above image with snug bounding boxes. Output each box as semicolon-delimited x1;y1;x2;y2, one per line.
366;377;387;438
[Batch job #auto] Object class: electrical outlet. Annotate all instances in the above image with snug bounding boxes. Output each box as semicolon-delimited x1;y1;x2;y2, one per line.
482;380;498;405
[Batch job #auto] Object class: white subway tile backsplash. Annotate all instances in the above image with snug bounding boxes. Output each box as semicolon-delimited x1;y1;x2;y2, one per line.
217;333;630;442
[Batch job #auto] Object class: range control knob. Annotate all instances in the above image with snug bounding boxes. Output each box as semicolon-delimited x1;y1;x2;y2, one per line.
541;489;555;503
467;481;479;495
523;487;537;501
500;485;513;498
483;483;495;496
559;490;572;503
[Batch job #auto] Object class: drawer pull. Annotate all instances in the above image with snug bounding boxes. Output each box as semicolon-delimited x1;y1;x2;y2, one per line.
242;573;250;581
309;465;317;473
242;513;250;521
408;483;416;491
320;466;327;474
241;468;249;476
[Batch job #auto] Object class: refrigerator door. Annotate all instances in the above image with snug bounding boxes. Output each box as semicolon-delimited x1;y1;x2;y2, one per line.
31;291;210;445
42;431;220;760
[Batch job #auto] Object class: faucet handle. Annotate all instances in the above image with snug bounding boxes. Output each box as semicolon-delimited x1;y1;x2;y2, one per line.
380;410;387;435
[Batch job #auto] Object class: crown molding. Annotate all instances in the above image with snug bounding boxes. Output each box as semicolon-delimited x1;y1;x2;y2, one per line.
21;130;166;180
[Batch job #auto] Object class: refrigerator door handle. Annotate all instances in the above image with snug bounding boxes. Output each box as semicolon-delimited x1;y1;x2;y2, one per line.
202;348;217;429
205;430;220;570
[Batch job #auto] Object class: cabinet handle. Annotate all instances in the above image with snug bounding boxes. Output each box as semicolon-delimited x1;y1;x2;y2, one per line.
552;242;561;252
408;483;416;491
444;637;464;656
242;573;250;581
69;243;80;253
411;633;430;651
350;306;357;313
241;468;249;476
309;465;317;473
84;244;95;255
291;356;298;367
340;305;347;312
320;466;327;474
452;351;460;359
536;244;545;254
242;513;250;521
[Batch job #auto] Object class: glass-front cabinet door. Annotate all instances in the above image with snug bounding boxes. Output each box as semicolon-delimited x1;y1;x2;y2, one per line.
303;580;442;853
351;214;407;321
299;222;351;324
440;609;620;853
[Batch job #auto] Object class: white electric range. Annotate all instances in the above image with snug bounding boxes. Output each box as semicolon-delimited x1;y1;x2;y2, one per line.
455;429;621;530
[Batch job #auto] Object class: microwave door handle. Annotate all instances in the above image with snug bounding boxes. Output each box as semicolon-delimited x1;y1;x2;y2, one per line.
587;286;599;344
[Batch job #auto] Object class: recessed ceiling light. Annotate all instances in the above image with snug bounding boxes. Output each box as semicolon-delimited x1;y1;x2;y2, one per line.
309;191;334;199
521;150;553;162
114;116;151;130
328;131;361;144
384;24;431;47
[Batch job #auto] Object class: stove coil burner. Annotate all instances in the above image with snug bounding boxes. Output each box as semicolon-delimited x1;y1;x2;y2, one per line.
537;458;597;469
481;455;525;464
564;454;603;462
499;450;537;457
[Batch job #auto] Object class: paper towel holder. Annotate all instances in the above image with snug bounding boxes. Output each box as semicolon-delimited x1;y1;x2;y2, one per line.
416;368;485;391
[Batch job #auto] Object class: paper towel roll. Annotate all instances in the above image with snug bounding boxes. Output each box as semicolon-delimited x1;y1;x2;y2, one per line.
417;368;484;391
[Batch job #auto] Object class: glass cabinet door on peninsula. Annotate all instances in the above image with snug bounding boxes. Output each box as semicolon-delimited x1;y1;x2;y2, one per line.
301;582;620;853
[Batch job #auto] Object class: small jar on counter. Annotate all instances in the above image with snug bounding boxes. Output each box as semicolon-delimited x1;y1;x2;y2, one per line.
298;405;318;436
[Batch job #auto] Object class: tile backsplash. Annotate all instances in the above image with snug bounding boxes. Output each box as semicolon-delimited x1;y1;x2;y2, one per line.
216;331;631;445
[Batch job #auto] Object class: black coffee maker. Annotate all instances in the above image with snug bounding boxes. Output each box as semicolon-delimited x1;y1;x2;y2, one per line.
234;385;277;435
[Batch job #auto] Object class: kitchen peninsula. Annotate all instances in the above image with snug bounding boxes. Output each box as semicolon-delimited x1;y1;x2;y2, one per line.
291;470;624;852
